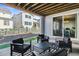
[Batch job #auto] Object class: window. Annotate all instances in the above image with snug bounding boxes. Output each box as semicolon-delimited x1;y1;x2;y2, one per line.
64;14;76;38
25;15;28;18
53;16;62;36
25;15;31;19
29;22;32;25
25;22;28;25
33;18;40;22
4;20;9;25
29;15;31;19
25;21;32;25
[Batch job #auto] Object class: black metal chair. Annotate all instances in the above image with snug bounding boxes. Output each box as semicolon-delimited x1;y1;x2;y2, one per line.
37;34;49;43
58;38;72;52
10;38;31;56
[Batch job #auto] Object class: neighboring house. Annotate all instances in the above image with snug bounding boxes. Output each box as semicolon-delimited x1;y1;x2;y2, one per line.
0;13;13;29
13;12;42;33
12;13;23;29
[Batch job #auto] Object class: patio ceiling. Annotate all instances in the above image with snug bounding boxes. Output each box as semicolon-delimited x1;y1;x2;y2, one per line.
5;3;79;16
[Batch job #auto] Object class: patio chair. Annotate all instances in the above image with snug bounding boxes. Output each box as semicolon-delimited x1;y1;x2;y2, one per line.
37;34;49;43
10;38;31;56
58;38;72;52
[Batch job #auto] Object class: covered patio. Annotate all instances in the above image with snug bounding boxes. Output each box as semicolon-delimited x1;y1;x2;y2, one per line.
0;3;79;56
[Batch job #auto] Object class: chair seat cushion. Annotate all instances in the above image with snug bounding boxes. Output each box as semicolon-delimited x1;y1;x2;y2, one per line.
13;44;31;53
23;44;31;49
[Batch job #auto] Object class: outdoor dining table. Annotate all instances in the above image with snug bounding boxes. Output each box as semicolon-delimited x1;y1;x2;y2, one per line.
33;42;50;54
33;42;56;54
33;42;68;56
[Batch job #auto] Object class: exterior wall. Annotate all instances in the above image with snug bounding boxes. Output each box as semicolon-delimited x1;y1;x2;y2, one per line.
13;12;43;34
22;12;43;33
22;12;42;28
0;13;13;29
0;19;13;29
22;12;33;28
45;8;79;40
77;13;79;40
45;15;53;36
13;13;23;29
41;16;45;34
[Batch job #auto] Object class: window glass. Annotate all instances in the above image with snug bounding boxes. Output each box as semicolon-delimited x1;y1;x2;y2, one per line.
25;15;31;19
4;20;9;25
53;16;62;36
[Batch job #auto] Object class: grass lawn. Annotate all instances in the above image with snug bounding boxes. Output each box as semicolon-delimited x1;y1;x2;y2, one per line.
24;36;37;42
0;44;10;49
0;36;37;49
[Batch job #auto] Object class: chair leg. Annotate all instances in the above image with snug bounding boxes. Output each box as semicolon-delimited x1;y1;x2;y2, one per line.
30;46;32;52
49;47;50;52
70;48;72;52
21;53;24;56
10;51;13;56
10;44;13;56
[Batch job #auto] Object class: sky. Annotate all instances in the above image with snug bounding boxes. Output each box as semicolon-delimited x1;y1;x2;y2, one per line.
0;3;22;15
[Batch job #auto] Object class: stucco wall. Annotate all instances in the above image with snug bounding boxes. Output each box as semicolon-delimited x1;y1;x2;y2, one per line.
22;12;43;33
45;15;53;36
0;20;13;29
0;13;13;29
13;13;23;29
22;12;42;28
13;12;43;33
22;12;33;28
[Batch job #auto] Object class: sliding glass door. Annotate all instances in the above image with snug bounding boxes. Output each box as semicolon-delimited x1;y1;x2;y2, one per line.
64;14;77;38
53;16;63;36
52;14;77;38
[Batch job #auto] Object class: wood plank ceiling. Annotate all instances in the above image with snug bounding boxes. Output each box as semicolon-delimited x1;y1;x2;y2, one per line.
5;3;79;16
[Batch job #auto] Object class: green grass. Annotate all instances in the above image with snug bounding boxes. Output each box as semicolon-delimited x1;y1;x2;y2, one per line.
0;44;10;49
0;36;37;49
24;36;37;42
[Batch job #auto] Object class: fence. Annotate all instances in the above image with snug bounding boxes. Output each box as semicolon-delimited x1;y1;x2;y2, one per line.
0;28;40;36
0;28;29;36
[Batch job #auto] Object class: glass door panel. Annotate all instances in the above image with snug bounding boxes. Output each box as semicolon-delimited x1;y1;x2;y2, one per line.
53;16;62;36
64;14;76;38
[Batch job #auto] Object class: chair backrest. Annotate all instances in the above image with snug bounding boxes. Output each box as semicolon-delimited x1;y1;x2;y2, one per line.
12;38;24;44
38;34;45;39
63;37;68;43
63;37;71;43
58;41;65;48
68;38;71;43
41;36;49;42
44;36;49;40
12;38;24;52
